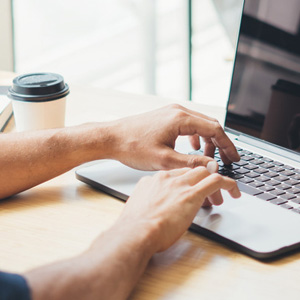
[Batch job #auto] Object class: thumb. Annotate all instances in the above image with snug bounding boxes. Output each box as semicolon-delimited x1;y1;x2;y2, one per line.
162;150;218;170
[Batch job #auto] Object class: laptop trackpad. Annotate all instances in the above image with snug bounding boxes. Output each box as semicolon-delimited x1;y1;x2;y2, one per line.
76;160;300;259
192;192;300;257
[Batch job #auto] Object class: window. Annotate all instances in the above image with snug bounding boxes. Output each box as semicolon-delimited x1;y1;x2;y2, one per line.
191;0;243;107
1;0;243;106
12;0;190;100
0;0;14;71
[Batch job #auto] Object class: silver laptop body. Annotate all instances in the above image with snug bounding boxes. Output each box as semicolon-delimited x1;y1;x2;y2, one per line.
76;0;300;259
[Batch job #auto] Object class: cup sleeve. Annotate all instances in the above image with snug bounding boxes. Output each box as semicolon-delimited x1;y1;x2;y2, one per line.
0;271;31;300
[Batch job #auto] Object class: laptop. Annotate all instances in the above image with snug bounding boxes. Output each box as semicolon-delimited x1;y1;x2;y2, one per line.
76;0;300;260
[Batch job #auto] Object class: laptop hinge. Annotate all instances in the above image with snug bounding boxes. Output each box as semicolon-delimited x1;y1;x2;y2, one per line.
236;134;300;163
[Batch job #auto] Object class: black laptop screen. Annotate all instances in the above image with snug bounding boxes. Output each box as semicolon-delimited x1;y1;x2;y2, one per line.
225;0;300;153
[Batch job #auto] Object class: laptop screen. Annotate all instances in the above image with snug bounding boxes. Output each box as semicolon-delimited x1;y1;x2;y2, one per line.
225;0;300;153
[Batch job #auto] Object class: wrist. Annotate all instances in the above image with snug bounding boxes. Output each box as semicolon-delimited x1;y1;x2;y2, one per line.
70;121;119;163
90;218;159;262
112;216;161;256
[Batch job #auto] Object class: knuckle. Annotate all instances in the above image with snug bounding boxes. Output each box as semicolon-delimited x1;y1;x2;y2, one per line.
168;103;183;111
187;156;198;168
187;156;202;169
164;104;187;120
173;110;187;122
210;173;223;183
139;176;152;184
212;120;223;135
198;166;208;173
156;170;170;180
158;151;173;169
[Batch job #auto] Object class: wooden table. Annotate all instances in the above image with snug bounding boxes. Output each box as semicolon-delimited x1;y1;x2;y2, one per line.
1;72;300;300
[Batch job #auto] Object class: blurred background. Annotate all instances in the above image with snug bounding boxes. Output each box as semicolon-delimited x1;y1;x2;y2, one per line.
1;0;243;108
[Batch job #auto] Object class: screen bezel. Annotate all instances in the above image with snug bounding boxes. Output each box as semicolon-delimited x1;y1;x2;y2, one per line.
224;0;300;157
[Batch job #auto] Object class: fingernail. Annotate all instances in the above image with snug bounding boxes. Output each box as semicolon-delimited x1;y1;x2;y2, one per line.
206;161;219;174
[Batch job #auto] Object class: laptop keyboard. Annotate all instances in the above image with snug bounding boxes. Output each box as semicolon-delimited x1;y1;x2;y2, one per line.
191;147;300;214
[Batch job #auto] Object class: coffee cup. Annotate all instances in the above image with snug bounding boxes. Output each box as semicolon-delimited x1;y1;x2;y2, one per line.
8;73;70;132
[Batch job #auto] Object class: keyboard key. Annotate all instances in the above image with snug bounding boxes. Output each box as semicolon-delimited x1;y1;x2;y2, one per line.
284;165;295;170
271;166;285;173
273;161;284;166
230;174;244;180
291;198;300;204
279;193;297;200
253;168;268;174
256;175;271;182
276;175;289;182
249;181;265;188
240;150;252;155
269;189;286;196
284;179;299;186
266;180;281;186
263;157;273;162
244;164;259;170
276;183;292;190
245;172;260;179
237;182;263;196
269;198;288;205
219;169;234;176
252;154;263;159
229;165;240;171
235;168;250;175
280;203;293;209
242;156;255;161
251;159;264;165
234;161;248;167
260;162;275;169
259;185;275;192
264;171;279;178
286;187;300;195
238;177;254;184
291;174;300;181
257;193;277;201
281;170;295;176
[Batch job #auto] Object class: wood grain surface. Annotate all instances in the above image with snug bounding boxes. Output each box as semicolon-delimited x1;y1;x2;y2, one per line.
1;71;299;300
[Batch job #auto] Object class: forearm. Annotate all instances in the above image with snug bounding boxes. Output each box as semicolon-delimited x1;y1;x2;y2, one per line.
0;122;117;199
25;221;156;300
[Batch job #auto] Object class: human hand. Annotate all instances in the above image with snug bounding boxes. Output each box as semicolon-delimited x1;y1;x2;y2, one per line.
117;166;240;253
110;104;240;171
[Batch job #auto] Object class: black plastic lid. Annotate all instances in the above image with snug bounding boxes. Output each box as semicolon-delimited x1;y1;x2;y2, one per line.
7;73;70;102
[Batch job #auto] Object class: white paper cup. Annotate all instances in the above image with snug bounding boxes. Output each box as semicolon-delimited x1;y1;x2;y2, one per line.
8;73;69;132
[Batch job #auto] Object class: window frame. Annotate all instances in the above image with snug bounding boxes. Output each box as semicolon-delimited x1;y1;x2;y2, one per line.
0;0;14;71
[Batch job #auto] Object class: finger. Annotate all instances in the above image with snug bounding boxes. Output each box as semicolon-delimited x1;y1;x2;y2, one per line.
202;198;212;207
164;167;191;177
203;137;233;165
178;166;211;186
177;113;240;163
189;135;200;150
159;149;215;170
194;174;241;204
206;190;224;206
176;104;218;122
176;160;218;186
218;148;233;166
206;160;219;173
202;137;216;158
